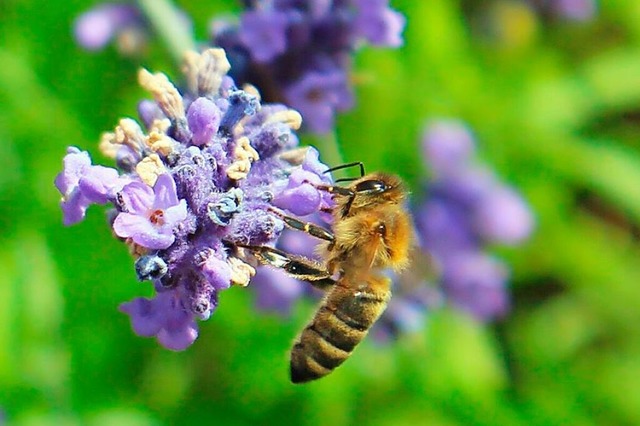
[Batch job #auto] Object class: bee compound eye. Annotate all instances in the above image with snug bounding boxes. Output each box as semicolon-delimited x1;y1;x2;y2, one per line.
355;179;387;194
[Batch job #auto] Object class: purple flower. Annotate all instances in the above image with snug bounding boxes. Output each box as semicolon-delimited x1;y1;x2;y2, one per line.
73;3;144;53
473;186;535;245
113;174;188;250
212;0;405;133
412;119;533;322
186;97;222;146
284;71;353;134
119;290;198;351
551;0;597;21
442;252;509;321
55;147;126;225
239;10;290;63
421;120;476;177
57;49;333;350
251;266;305;315
353;0;406;47
414;198;476;255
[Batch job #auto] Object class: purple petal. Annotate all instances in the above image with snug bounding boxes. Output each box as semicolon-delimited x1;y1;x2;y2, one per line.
153;174;180;209
119;297;163;337
414;198;476;255
55;148;91;195
473;187;534;245
442;252;509;321
272;183;321;216
354;2;406;47
422;120;476;176
301;146;331;180
252;267;304;315
119;181;154;214
239;10;289;63
78;165;120;203
60;192;90;226
187;97;222;146
112;212;150;238
284;71;349;134
157;321;198;351
161;200;188;230
73;4;140;50
553;0;597;21
113;213;175;249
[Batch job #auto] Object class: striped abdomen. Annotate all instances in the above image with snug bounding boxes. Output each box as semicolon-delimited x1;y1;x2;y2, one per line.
290;275;391;383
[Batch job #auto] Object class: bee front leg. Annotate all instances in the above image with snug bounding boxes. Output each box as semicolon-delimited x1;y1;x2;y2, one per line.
269;209;335;243
240;245;335;291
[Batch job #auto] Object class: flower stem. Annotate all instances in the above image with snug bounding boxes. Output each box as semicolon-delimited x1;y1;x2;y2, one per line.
137;0;195;64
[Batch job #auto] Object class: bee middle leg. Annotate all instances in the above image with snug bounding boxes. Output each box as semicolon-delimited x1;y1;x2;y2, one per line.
240;245;335;291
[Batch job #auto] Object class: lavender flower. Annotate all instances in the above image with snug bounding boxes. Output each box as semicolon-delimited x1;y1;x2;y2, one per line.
212;0;405;133
56;48;333;350
415;119;534;321
73;3;146;54
54;147;129;225
530;0;598;21
112;175;188;249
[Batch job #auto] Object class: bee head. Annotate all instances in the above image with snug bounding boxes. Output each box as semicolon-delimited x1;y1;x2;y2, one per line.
351;172;407;204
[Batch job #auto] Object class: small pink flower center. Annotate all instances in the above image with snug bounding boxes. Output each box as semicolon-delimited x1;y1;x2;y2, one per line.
149;209;165;225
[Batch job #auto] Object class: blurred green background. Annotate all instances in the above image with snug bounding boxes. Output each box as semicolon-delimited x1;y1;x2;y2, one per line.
3;0;640;424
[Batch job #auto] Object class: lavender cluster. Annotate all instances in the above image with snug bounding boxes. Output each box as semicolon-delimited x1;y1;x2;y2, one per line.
529;0;597;21
55;48;333;350
73;1;405;133
212;0;405;133
415;120;534;321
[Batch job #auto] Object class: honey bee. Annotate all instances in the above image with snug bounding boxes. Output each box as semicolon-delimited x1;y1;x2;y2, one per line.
242;167;414;383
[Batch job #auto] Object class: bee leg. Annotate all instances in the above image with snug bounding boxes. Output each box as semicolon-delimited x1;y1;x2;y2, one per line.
269;209;334;242
313;184;356;217
240;245;335;290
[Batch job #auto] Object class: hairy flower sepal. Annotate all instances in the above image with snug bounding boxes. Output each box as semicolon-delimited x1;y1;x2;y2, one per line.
113;174;187;250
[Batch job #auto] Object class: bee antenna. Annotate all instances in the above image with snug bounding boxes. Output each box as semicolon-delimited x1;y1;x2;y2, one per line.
334;177;359;183
323;161;365;178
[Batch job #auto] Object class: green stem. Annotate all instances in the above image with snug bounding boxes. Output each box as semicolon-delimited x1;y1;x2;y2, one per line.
137;0;196;65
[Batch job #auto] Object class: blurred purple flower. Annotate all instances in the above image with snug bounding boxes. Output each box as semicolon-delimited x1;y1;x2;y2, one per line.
442;252;509;321
239;9;290;63
213;0;405;133
413;119;534;322
73;3;141;51
472;186;534;245
252;266;305;315
550;0;597;21
421;120;476;177
353;0;406;47
527;0;598;21
284;70;353;134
